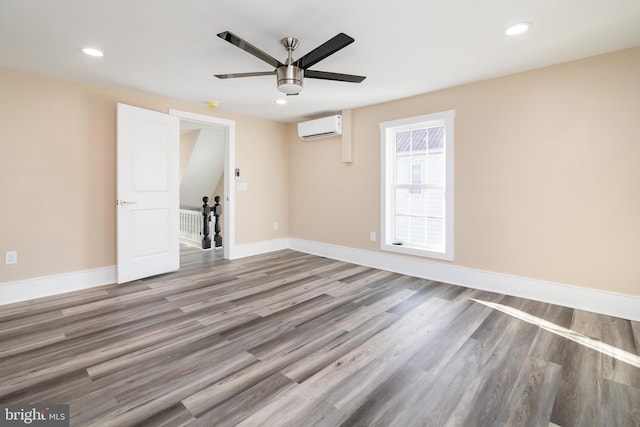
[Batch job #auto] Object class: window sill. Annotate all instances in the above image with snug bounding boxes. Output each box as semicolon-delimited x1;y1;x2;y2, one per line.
381;242;453;261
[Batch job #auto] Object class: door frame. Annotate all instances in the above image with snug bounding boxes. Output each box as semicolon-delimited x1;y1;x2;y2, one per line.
170;109;236;260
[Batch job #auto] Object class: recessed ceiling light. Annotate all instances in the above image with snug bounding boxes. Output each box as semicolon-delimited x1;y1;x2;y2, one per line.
275;99;287;105
505;22;531;36
82;47;104;57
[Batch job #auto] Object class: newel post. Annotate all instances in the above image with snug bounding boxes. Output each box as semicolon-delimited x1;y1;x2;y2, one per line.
213;196;222;248
202;196;212;250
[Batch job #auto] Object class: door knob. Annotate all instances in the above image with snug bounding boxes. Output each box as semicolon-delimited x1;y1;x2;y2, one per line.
119;200;137;206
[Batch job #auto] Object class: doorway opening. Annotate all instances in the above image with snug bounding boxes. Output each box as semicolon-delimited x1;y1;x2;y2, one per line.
170;109;236;260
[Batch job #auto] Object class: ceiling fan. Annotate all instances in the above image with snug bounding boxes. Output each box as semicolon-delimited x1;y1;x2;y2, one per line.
214;31;366;95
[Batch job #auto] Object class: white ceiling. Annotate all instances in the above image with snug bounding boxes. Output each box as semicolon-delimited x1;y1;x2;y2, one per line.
1;1;639;123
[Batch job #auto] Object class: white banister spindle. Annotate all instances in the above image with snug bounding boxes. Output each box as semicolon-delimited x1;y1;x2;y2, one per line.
179;208;203;247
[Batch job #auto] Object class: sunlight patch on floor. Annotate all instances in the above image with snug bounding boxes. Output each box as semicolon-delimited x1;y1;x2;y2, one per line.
471;298;640;369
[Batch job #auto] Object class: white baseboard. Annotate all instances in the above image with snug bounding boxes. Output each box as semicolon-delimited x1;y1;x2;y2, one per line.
0;266;116;306
231;238;290;260
288;238;640;322
0;236;291;307
3;238;638;323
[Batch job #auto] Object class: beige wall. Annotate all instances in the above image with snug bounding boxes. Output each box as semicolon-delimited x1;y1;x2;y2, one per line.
289;47;640;296
2;47;638;298
0;67;289;283
235;116;290;242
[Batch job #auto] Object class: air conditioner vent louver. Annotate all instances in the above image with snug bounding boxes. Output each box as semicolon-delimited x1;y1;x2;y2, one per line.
298;115;342;140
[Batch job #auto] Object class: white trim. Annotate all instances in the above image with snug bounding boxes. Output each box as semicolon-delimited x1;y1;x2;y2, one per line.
289;238;640;322
4;238;638;322
0;236;285;307
232;238;290;260
0;266;116;306
169;109;236;260
169;109;236;128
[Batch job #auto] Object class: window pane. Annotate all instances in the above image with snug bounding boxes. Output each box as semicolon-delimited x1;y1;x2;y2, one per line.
392;185;444;248
394;187;438;247
426;188;444;246
411;215;427;245
428;153;444;186
426;217;444;246
426;188;443;218
395;215;410;242
411;129;426;152
396;158;408;184
428;126;444;151
396;130;428;185
410;188;426;216
394;212;430;246
411;163;422;185
396;131;411;153
395;214;427;245
395;188;411;215
395;188;428;216
396;131;410;185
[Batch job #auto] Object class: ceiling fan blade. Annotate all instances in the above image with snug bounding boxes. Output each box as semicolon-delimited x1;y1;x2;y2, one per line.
305;70;366;83
217;31;283;68
294;33;355;69
214;71;275;79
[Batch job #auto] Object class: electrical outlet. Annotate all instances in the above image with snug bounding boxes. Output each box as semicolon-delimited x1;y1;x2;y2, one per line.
273;222;278;231
370;231;377;241
5;251;17;265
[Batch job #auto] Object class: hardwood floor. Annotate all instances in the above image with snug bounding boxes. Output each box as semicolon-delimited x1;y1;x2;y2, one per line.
0;247;639;426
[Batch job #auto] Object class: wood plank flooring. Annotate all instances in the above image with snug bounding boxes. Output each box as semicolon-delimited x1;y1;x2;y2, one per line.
1;246;639;426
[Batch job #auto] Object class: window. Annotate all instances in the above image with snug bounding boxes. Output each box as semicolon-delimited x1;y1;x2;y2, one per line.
380;110;454;260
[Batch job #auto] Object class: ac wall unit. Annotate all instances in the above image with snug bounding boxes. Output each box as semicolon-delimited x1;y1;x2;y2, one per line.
297;115;342;140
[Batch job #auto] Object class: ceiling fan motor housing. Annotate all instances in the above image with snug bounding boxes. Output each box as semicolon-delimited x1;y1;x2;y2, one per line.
277;65;303;94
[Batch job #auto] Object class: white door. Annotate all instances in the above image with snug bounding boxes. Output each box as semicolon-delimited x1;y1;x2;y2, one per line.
116;103;180;283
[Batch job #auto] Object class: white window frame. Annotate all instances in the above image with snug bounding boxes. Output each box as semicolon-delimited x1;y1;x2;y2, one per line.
380;110;454;261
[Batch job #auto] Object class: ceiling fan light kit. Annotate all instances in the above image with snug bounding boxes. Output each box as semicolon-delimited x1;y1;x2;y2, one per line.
215;31;365;95
276;65;303;94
